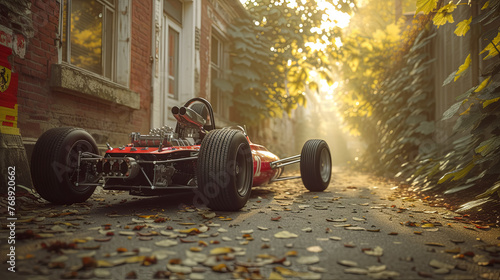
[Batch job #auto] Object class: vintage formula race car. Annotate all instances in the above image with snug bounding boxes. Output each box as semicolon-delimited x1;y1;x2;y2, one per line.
31;98;332;211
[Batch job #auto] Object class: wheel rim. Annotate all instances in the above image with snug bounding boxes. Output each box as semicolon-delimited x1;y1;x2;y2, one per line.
67;140;95;191
319;147;331;182
235;143;251;196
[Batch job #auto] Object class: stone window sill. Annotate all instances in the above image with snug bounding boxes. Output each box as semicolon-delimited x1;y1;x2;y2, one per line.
50;64;140;110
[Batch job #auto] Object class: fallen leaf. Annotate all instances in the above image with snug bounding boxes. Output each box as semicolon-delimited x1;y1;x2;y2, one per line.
429;259;455;270
167;263;192;274
337;260;358;267
421;223;435;228
367;265;387;273
117;247;128;253
307;246;323;253
297;255;320;265
202;212;216;219
209;247;234;255
286;250;298;256
364;246;384;257
179;228;201;234
94;237;112;242
212;263;229;272
425;242;445;247
94;268;112;278
155;240;178;247
344;268;368;275
326;218;347;222
274;231;298;239
445;247;461;254
346;226;366;231
370;271;400;279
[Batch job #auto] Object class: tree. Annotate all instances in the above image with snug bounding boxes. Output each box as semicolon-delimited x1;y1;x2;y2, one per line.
214;0;355;124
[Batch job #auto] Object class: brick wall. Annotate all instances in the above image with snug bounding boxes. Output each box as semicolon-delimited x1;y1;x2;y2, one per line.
14;0;58;138
7;0;153;148
129;0;152;136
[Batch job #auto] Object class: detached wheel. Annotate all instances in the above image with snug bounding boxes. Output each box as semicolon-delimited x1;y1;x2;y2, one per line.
197;129;253;211
31;127;98;204
300;139;331;191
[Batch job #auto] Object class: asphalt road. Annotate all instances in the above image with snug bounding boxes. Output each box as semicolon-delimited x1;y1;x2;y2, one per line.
1;168;499;279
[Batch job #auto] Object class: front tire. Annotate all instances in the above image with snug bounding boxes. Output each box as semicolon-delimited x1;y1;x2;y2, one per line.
300;139;331;191
196;129;253;211
31;127;98;204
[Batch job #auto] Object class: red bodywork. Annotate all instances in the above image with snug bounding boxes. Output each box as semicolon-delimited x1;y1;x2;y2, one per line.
105;139;281;187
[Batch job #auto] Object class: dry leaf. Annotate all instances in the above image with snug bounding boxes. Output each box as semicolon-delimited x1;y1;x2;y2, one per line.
326;218;347;222
337;260;358;267
155;240;178;247
307;246;323;253
346;226;366;231
425;242;445;247
167;263;192;274
212;263;229;272
179;228;201;234
297;255;320;265
209;247;234;255
274;231;298;239
344;268;368;275
429;259;455;270
364;246;384;257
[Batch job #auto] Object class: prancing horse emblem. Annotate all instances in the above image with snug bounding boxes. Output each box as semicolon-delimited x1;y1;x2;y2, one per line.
0;65;11;93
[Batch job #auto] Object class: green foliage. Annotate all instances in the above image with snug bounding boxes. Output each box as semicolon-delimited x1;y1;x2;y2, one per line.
397;0;500;210
336;0;435;175
338;0;500;211
213;0;354;125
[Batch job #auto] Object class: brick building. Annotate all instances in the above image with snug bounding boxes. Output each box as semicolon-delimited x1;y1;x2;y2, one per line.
0;0;247;153
0;0;249;192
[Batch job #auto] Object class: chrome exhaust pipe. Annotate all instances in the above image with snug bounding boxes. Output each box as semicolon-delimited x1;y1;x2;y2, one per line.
171;106;186;124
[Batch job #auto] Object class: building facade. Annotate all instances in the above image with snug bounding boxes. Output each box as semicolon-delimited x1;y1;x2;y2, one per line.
0;0;246;157
0;0;248;193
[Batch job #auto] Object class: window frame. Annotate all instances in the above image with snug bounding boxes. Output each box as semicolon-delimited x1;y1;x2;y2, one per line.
210;32;229;118
163;19;182;100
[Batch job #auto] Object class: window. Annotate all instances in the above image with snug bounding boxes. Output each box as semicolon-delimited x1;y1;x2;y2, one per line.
162;0;182;100
210;34;228;117
62;0;115;80
167;27;180;99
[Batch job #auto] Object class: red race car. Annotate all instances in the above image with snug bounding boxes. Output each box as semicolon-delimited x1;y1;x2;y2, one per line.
31;98;332;211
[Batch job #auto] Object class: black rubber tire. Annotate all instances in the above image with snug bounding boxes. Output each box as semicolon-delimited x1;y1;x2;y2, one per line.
31;127;98;204
196;129;253;211
300;139;332;192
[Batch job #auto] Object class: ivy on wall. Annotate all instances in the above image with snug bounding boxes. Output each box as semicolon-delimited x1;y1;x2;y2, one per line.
399;0;500;211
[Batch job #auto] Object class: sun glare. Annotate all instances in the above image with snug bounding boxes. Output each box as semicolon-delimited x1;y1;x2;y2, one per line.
240;0;351;52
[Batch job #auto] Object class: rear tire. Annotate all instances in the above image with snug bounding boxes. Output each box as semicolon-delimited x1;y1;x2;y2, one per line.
31;127;98;204
300;139;331;191
196;129;253;211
